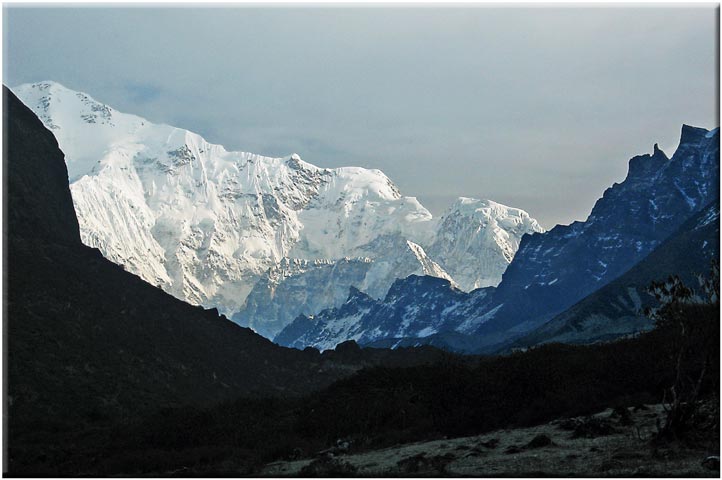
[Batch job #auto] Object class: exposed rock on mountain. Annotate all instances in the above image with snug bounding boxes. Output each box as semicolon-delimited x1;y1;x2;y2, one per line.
276;126;719;352
480;126;719;339
235;236;457;338
513;200;719;347
275;275;480;351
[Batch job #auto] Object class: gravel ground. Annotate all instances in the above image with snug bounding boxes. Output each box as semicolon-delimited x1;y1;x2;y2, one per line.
261;403;719;477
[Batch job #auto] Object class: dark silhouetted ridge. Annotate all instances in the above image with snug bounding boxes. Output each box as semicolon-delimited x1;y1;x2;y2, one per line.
5;84;80;245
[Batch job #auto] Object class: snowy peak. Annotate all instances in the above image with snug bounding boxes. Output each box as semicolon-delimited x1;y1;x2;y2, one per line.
440;197;544;252
427;197;545;291
13;81;134;180
12;81;440;313
15;81;114;129
13;80;544;340
447;197;530;216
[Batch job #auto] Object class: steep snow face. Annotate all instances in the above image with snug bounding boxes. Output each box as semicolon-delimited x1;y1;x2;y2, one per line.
289;169;436;259
234;257;374;339
12;81;543;332
241;199;541;337
428;198;544;291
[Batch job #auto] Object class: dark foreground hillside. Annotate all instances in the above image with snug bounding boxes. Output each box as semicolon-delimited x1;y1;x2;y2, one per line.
263;401;718;477
13;299;717;476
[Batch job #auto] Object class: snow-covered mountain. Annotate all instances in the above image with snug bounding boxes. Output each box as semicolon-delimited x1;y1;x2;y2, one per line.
12;81;543;335
236;200;542;337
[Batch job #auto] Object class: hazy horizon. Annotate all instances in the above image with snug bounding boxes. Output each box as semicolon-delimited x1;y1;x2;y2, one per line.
4;5;718;228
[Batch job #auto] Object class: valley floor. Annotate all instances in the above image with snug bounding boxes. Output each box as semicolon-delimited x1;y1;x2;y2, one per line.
261;403;719;477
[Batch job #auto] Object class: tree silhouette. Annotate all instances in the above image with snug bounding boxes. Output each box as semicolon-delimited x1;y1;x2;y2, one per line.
645;264;719;440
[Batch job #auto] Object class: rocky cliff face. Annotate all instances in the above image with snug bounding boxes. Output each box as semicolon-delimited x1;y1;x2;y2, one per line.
235;237;457;339
514;200;719;348
275;275;482;351
484;126;719;336
276;126;719;352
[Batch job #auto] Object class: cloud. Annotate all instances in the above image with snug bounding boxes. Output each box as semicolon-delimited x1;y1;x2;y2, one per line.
123;83;162;104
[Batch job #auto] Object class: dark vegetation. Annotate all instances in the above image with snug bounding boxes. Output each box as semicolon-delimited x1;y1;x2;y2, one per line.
647;267;720;443
8;294;716;476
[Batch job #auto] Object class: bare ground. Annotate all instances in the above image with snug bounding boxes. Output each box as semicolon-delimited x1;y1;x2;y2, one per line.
261;403;719;477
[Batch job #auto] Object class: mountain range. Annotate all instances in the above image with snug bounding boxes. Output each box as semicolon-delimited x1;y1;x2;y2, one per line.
11;81;720;355
276;126;720;352
513;199;719;348
13;81;544;339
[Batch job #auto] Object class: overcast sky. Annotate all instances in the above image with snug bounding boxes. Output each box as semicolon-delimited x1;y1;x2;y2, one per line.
4;5;718;228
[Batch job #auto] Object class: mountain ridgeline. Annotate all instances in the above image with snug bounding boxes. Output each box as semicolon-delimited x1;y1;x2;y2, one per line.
277;126;720;352
513;200;719;347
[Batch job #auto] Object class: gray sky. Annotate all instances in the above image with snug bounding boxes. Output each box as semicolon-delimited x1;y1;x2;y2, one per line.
4;5;718;228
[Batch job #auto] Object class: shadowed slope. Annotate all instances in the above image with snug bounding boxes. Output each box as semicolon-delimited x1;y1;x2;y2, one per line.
512;200;720;348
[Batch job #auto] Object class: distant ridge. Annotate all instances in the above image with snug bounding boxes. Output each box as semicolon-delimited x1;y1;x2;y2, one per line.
277;124;720;352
